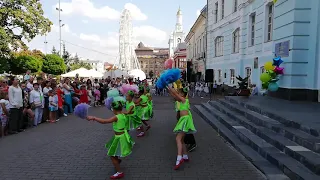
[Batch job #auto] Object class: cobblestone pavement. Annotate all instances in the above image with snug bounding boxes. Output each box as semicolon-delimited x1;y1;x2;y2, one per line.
0;96;265;180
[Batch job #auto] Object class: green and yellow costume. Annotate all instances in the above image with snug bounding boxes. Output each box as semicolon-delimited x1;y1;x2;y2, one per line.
137;95;150;120
174;99;196;134
105;114;135;157
125;101;142;130
146;92;153;118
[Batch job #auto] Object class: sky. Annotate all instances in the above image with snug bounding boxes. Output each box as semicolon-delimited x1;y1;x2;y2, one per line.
27;0;206;64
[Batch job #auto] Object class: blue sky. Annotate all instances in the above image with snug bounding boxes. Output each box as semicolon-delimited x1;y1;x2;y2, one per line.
28;0;206;63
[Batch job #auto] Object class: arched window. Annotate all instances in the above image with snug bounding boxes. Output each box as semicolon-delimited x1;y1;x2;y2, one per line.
230;69;235;84
177;38;181;43
232;28;240;53
215;36;224;57
260;66;265;74
218;69;222;83
245;67;252;85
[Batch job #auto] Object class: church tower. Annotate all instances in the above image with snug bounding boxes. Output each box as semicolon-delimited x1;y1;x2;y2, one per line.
169;7;185;57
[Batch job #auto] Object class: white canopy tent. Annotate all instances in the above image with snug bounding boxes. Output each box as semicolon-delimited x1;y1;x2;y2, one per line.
128;69;146;80
61;68;90;78
87;69;104;78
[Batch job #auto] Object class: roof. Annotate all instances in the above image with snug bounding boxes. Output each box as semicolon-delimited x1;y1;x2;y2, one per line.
177;6;182;15
185;5;207;42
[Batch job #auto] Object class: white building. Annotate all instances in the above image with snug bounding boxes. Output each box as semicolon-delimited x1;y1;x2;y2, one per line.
185;5;207;80
168;7;185;57
81;60;104;73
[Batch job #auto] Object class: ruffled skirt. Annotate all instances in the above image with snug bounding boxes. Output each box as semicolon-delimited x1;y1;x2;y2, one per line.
137;106;150;121
105;132;135;157
126;115;142;130
173;114;197;134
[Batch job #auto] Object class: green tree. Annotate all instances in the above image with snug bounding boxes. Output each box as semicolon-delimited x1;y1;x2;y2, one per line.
0;56;10;73
10;55;42;74
73;53;80;64
70;61;92;71
62;43;71;65
0;0;52;57
149;70;154;78
13;49;45;60
42;54;66;75
51;46;59;55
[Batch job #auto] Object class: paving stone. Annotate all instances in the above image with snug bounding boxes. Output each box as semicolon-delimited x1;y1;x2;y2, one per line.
0;96;266;180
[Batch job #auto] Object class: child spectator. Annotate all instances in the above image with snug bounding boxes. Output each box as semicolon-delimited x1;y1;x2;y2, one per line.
0;91;10;137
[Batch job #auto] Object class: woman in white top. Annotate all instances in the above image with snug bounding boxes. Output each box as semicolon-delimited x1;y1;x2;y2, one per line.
62;78;73;114
29;83;44;126
43;81;52;122
8;76;23;133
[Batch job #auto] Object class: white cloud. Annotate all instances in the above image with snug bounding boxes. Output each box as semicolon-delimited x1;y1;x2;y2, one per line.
124;3;147;21
52;24;71;33
54;0;147;21
196;10;201;16
82;20;88;24
79;33;101;42
133;26;167;42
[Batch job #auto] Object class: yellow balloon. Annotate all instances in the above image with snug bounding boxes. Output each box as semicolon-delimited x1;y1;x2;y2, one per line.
264;61;274;71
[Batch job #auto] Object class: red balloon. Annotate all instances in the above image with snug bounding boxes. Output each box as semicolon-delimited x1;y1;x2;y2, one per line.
164;58;173;69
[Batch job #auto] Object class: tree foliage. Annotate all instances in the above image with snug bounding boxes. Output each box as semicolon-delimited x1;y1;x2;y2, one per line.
0;56;10;73
51;46;59;56
62;43;71;65
70;61;92;71
0;0;52;56
42;54;66;75
10;55;42;74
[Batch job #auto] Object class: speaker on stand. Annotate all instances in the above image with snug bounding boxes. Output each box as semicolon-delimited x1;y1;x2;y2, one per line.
205;69;214;103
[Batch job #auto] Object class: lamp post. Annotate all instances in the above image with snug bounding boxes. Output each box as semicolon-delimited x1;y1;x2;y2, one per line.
56;0;63;57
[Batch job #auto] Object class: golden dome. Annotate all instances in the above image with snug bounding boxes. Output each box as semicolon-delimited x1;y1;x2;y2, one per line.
177;6;182;15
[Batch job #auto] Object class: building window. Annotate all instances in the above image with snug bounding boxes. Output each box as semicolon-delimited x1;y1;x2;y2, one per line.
234;0;238;12
218;69;222;83
260;66;265;74
177;38;181;43
200;38;202;52
215;2;218;23
215;36;224;57
230;69;235;84
245;67;252;85
232;28;240;53
249;14;256;46
221;0;225;19
267;4;274;41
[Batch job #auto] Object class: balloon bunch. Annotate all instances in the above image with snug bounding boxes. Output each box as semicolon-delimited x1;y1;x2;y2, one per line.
105;89;126;110
260;57;284;92
156;68;181;89
119;84;139;95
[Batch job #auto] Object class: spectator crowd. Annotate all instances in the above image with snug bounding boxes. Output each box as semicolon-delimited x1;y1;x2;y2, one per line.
0;70;147;138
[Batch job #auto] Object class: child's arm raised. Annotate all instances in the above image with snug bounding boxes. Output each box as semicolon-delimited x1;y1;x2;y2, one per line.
87;116;117;124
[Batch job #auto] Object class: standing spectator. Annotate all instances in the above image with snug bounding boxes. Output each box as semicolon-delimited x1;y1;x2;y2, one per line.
79;85;88;104
0;78;9;93
86;79;92;88
29;83;44;126
62;78;73;114
0;91;10;137
27;77;34;91
8;76;23;133
43;81;52;122
24;70;31;82
20;82;34;128
48;90;57;123
56;85;67;117
36;77;43;93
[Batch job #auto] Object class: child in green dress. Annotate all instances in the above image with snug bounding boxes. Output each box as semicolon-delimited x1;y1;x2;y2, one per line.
123;90;143;135
135;88;151;137
167;86;196;170
87;101;134;179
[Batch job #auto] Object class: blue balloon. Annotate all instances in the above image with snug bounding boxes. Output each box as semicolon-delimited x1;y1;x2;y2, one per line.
273;57;284;67
268;82;279;92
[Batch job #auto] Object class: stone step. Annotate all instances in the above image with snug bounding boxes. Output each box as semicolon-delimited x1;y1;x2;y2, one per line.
216;99;320;153
193;105;289;180
208;101;320;175
199;103;319;180
225;96;320;137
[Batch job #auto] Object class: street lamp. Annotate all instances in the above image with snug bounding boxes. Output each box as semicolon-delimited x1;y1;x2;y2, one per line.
56;0;63;57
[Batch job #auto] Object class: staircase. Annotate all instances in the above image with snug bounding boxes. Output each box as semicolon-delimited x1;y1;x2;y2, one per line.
194;97;320;180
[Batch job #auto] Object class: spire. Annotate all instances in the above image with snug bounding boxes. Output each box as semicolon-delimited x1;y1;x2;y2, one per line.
177;6;182;15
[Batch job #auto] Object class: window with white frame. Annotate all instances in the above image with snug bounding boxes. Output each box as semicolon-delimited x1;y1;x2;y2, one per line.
232;28;240;53
215;36;224;57
250;14;256;46
230;69;235;84
221;0;225;19
267;4;274;41
245;67;252;85
234;0;238;12
215;2;218;23
177;38;181;43
260;66;265;74
218;69;222;83
200;38;202;52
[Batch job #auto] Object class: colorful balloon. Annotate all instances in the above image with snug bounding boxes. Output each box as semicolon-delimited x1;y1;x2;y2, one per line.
262;82;269;89
264;61;274;71
273;57;284;67
267;70;277;79
274;67;284;74
164;58;173;69
260;73;271;83
268;82;279;92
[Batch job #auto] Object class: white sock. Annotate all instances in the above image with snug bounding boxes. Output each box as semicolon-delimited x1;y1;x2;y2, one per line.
176;155;182;165
183;154;188;159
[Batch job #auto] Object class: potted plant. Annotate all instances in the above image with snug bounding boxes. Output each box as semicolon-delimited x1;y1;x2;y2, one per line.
236;75;251;96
